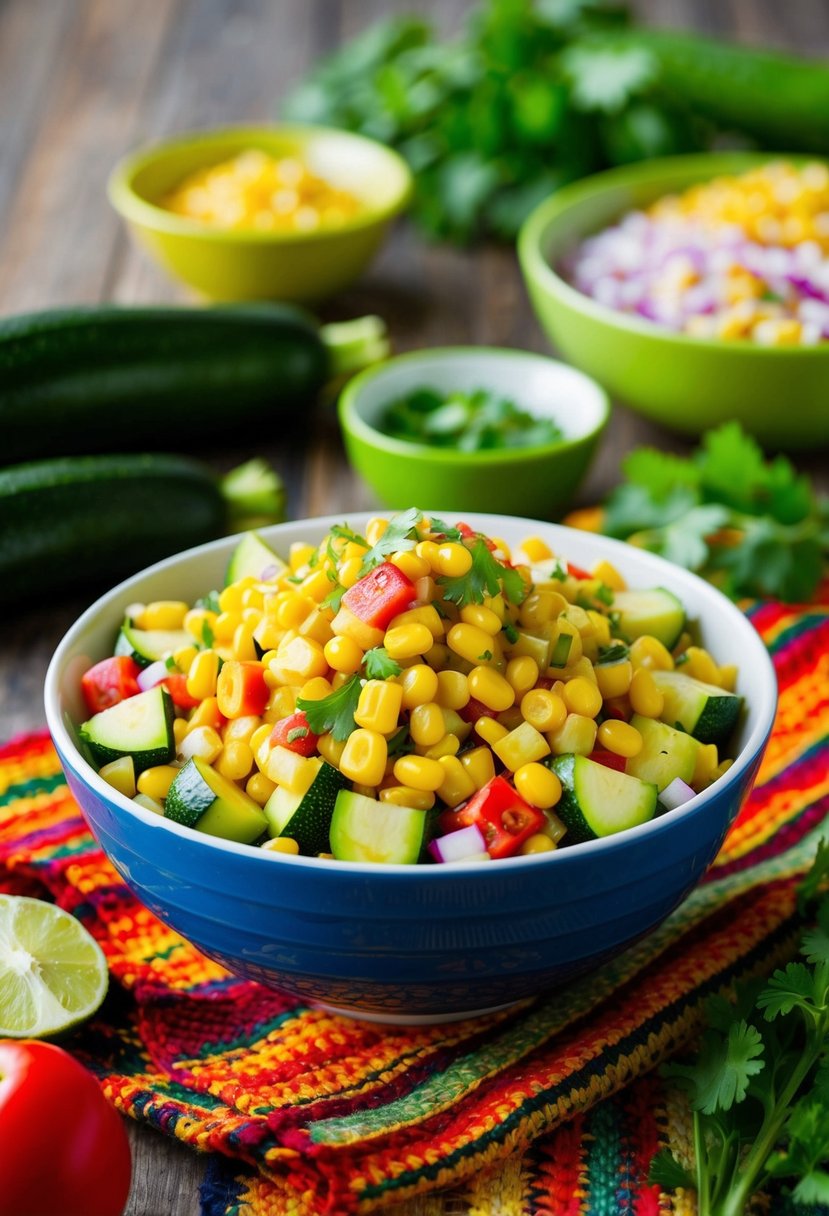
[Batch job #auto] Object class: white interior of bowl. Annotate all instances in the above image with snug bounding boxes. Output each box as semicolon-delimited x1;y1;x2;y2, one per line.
346;349;609;444
45;512;777;874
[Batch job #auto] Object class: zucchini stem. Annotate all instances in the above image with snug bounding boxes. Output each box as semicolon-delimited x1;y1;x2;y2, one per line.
320;315;390;381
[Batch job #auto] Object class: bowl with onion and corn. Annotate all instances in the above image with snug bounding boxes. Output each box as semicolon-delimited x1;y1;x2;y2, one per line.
519;153;829;448
45;511;776;1022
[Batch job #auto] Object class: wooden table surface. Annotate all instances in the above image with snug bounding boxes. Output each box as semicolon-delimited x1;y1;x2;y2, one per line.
1;1;827;1212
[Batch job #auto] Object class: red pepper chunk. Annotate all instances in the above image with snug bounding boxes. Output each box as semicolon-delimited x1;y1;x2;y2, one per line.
459;696;499;725
588;749;628;772
456;775;546;859
270;711;320;757
160;673;202;710
566;561;593;580
341;562;415;631
81;656;141;714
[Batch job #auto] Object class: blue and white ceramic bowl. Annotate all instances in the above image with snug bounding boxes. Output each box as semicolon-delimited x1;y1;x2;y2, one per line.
45;513;777;1023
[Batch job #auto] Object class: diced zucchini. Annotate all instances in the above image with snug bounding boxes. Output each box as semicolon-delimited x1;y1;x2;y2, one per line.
329;790;431;864
115;622;191;667
651;671;742;745
225;531;287;586
625;715;700;791
550;754;658;844
165;757;267;843
613;588;686;650
263;760;348;855
80;686;175;774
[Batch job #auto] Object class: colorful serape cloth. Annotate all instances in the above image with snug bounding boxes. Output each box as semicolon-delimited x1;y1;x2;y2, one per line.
0;595;827;1216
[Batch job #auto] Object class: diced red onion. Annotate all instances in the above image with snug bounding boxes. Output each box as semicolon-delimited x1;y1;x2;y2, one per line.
661;778;697;811
137;660;169;691
428;824;488;864
259;563;281;581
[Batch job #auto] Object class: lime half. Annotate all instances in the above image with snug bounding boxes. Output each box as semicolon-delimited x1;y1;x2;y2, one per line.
0;895;108;1037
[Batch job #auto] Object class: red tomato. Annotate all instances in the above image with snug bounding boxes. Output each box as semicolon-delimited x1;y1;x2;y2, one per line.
458;697;499;725
270;711;320;757
160;672;202;709
341;562;415;630
80;657;141;715
454;775;546;859
566;561;593;581
589;749;628;772
0;1040;131;1216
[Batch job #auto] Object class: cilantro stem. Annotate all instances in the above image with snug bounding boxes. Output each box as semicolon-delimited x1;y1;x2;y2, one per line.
715;1016;826;1216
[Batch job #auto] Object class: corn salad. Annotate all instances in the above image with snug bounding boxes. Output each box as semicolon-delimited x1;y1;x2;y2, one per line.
81;511;742;866
566;161;829;345
163;149;362;233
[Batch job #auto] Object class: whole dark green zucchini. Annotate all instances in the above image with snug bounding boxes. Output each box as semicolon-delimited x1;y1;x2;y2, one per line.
0;453;281;608
0;305;386;465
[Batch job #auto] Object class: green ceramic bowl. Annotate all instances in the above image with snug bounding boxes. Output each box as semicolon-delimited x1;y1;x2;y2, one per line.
108;126;412;303
338;347;610;519
518;153;829;450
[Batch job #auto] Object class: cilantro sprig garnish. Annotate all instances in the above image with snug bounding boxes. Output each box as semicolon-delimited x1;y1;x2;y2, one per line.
439;537;527;607
357;507;422;576
596;643;629;665
602;422;828;602
651;842;829;1213
296;676;362;741
363;647;402;680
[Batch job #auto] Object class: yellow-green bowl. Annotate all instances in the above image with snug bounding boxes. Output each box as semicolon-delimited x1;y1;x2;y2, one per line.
518;153;829;450
108;125;413;304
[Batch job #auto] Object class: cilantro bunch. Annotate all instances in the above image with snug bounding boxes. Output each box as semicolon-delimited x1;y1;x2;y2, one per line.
602;423;828;602
652;842;829;1213
282;0;706;242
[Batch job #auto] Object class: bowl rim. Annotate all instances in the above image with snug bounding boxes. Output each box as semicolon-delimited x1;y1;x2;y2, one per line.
45;511;777;879
518;150;829;357
107;123;414;244
338;346;612;464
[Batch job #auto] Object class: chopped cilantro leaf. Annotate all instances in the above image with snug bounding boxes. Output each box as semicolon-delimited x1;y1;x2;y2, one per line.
439;537;527;607
201;621;215;649
322;582;347;612
358;507;422;576
426;515;463;541
596;643;629;665
502;621;519;644
363;647;402;680
164;655;178;672
549;561;567;581
330;522;368;548
386;724;413;757
297;676;361;742
595;583;615;606
478;649;493;661
195;589;221;613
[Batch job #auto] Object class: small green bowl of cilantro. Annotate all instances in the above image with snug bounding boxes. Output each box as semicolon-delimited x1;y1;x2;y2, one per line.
338;347;610;518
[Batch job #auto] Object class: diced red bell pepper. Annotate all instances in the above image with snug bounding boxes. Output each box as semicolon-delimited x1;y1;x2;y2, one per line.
566;561;592;580
455;775;546;859
81;656;141;715
589;749;628;772
459;696;500;725
160;673;202;710
533;677;555;691
341;562;415;631
270;711;320;757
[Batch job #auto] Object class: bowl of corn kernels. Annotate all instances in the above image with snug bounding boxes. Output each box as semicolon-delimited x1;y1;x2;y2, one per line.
519;153;829;449
108;126;412;303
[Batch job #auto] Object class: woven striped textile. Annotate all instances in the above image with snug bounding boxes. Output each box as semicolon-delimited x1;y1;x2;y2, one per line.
0;593;826;1216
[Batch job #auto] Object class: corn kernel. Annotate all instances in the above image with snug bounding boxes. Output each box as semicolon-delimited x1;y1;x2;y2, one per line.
289;542;316;572
364;517;389;546
400;664;439;709
474;717;508;746
459;604;502;635
563;676;603;719
393;754;445;792
215;740;255;781
423;733;461;759
693;743;719;790
409;701;445;747
246;771;276;805
520;689;567;733
136;764;179;801
595;659;633;700
379;785;435;810
460;746;496;790
520;536;553;563
317;732;346;767
173;718;188;747
223;714;261;744
629;668;665;718
339;729;387;786
519;590;567;629
299;676;332;701
324;635;364;674
435;669;470;710
186;649;220;701
447;622;497;665
505;656;539;697
184;608;217;644
388;605;445;639
385;622;434;660
493;720;550;770
330;671;353;691
630;636;675;671
681;647;721;685
390;550;431;581
514;762;561;809
520;833;557;855
262;836;301;856
214;610;243;642
337;556;363;589
98;756;136;799
139;600;189;631
435;755;477;806
298;607;334;647
354;679;403;734
597;720;643;758
331;605;384;651
263;685;298;723
467;666;515;712
414;539;441;569
433;542;473;578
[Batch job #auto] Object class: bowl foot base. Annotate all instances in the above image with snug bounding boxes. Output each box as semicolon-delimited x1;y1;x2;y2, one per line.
312;999;523;1025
